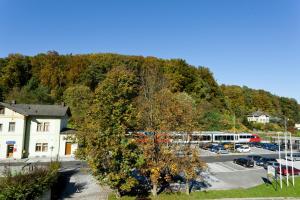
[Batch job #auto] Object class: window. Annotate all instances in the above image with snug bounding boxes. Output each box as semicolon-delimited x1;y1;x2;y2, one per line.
226;135;234;140
0;124;2;132
0;107;4;114
37;122;50;132
37;123;43;131
42;143;48;152
43;122;49;132
35;143;42;152
8;122;15;132
172;135;183;140
202;135;211;141
35;143;48;152
192;135;200;141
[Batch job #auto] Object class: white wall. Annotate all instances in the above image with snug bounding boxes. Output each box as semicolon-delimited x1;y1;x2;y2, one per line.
59;134;78;157
257;115;269;123
247;115;269;124
0;107;26;159
27;115;77;158
0;107;76;160
27;117;62;158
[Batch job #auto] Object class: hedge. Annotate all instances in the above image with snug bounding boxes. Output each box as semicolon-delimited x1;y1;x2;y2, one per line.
0;162;60;200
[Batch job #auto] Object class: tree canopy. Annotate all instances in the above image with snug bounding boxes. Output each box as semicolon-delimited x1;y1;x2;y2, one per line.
0;52;299;131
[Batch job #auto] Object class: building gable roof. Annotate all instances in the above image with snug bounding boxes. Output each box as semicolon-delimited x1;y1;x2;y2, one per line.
0;102;71;117
248;111;270;117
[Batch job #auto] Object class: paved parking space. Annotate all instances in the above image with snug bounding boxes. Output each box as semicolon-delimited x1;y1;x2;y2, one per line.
204;160;300;190
205;161;266;190
208;161;262;173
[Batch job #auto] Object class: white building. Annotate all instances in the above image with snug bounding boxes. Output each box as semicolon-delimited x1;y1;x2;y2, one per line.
247;111;270;124
295;124;300;130
0;102;77;160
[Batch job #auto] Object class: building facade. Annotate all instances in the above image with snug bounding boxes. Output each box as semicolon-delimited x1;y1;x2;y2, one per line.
0;102;77;160
247;111;270;124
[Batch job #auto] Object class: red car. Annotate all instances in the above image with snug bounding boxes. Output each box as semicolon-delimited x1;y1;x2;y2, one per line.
276;166;300;176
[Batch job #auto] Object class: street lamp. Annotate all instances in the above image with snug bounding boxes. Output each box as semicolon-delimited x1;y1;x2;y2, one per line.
283;117;295;187
289;131;295;186
284;118;289;187
278;131;282;189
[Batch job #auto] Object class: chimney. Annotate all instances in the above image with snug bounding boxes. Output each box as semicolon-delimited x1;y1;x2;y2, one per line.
11;100;16;104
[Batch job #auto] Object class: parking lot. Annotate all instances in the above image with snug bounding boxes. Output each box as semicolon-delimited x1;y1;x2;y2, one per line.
204;160;300;190
200;146;280;157
198;142;300;190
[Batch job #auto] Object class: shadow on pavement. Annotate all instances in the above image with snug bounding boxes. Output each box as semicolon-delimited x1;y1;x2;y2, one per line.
52;168;87;200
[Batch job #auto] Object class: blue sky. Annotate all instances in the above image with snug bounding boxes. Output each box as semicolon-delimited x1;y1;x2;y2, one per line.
1;0;300;102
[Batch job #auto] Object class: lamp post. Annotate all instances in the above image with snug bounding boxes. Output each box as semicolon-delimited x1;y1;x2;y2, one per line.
233;114;236;151
284;118;289;186
289;131;295;186
278;131;282;189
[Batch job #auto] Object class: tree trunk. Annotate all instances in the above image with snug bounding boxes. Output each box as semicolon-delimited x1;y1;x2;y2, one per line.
152;183;158;197
185;181;190;195
115;189;121;199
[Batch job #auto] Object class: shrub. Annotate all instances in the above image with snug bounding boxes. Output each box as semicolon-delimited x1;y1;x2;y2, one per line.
0;164;59;200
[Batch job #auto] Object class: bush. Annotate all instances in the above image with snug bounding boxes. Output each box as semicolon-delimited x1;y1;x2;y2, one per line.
0;164;59;200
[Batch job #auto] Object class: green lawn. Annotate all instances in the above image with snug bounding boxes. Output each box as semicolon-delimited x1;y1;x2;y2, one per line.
109;177;300;199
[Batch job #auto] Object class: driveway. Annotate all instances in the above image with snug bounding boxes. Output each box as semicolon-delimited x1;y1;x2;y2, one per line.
56;166;111;200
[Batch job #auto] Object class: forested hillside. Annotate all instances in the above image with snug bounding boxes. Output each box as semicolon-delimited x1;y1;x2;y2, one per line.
0;51;299;131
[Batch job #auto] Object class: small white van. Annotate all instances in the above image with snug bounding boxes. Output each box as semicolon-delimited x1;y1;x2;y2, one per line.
286;153;300;161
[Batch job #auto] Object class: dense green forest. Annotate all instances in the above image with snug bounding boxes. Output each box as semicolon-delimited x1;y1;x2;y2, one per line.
0;51;299;132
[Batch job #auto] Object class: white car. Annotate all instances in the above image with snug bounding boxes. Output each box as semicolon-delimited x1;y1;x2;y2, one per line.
236;146;251;153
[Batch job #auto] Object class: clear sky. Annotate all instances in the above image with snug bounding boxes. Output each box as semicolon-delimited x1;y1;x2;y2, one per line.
1;0;300;102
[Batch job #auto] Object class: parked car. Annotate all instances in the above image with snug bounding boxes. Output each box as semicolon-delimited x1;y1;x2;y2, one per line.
276;166;300;176
221;142;234;150
233;158;254;167
216;147;229;154
247;155;262;163
286;153;300;161
255;143;264;148
268;145;279;151
248;142;260;147
207;143;220;151
257;143;272;149
201;143;213;150
210;144;223;152
256;157;278;167
263;143;279;151
263;161;279;170
236;145;251;153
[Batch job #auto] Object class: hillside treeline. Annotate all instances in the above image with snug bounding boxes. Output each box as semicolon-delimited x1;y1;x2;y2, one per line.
0;51;299;131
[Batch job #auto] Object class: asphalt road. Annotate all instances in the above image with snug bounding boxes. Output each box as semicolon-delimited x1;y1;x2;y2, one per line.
0;154;282;168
